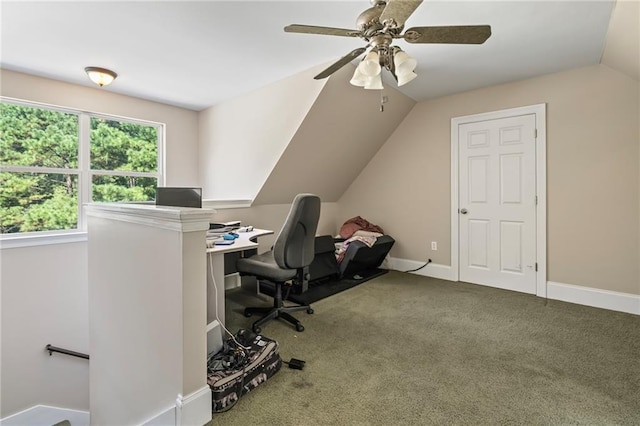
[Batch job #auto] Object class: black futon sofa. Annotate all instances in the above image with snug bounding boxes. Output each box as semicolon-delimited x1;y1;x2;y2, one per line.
259;234;395;303
310;234;395;281
301;234;394;289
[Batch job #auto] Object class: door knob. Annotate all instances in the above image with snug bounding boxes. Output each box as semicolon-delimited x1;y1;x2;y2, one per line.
460;208;468;214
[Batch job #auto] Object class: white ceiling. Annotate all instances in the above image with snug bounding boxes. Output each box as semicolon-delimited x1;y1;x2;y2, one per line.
1;1;615;111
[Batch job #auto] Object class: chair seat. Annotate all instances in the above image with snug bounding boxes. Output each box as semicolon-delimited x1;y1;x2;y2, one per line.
237;251;298;282
235;193;321;333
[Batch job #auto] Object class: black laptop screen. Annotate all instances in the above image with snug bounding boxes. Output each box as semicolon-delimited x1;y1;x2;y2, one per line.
155;187;202;208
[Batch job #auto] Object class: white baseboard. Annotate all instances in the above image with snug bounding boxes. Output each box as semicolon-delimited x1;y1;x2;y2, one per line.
388;259;639;316
177;386;212;426
388;257;454;281
0;405;89;426
141;386;211;426
0;392;211;426
547;281;640;315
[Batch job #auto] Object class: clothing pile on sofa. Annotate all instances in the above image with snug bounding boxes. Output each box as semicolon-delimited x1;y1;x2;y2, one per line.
336;216;385;264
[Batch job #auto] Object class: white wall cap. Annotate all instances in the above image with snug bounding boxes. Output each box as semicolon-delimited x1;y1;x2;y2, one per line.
85;203;215;232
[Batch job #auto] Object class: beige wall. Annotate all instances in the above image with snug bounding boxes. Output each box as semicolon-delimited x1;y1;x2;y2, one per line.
0;242;89;417
2;54;638;419
339;64;640;295
0;70;200;417
601;0;640;82
198;63;415;206
87;209;209;425
198;65;327;201
254;65;415;205
1;70;200;186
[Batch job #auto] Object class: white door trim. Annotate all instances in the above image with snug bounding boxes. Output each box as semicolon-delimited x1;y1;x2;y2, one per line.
451;104;547;297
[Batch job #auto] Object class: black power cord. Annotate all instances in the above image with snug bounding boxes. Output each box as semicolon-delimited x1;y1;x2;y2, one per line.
403;258;432;273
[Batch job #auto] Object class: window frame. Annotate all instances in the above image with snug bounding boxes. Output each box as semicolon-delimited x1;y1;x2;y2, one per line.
0;97;165;248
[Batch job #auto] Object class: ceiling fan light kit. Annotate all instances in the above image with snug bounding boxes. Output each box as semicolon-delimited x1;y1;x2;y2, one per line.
359;51;382;76
394;49;418;86
350;67;370;87
351;46;417;88
284;0;491;91
394;50;417;75
364;73;384;90
397;70;417;87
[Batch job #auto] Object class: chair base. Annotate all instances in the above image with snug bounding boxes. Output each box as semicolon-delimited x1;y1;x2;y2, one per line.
244;281;313;333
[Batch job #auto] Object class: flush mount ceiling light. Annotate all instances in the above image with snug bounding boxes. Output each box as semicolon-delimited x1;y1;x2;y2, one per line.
84;66;117;87
284;0;491;90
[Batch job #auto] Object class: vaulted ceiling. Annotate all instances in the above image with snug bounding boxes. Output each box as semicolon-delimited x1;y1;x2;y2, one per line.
1;1;617;110
253;64;415;205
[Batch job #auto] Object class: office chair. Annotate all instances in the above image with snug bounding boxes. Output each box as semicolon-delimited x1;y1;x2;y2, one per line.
236;193;321;333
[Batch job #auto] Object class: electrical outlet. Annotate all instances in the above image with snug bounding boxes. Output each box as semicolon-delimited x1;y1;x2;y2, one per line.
431;241;437;251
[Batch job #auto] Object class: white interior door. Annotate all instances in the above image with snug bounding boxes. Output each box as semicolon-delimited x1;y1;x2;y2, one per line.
458;114;537;294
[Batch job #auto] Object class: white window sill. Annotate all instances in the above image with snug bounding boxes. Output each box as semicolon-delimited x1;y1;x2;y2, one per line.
0;231;87;249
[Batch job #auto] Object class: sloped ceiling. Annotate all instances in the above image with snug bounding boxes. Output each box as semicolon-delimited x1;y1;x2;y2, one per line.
252;64;415;205
0;1;615;110
198;64;328;202
601;0;640;81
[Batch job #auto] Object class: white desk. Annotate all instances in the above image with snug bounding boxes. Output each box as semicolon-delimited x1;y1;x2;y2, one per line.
205;229;273;331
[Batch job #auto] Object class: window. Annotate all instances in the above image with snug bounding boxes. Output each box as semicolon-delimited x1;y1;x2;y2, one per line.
0;98;164;242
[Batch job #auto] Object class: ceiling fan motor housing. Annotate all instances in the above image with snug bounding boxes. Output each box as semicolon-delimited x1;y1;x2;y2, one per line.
356;4;386;35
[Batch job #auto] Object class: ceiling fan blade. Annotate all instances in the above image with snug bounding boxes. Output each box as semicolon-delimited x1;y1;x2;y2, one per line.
379;0;424;28
403;25;492;44
314;47;367;80
285;24;361;38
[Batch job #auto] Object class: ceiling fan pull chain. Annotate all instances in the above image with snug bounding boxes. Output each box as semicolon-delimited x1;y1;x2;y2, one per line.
380;91;388;113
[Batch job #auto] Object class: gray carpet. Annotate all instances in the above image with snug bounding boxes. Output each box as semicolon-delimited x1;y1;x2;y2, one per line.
209;271;640;425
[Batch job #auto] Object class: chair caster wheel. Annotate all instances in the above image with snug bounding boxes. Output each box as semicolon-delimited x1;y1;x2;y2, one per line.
306;308;314;315
244;311;253;318
253;325;261;334
296;324;305;332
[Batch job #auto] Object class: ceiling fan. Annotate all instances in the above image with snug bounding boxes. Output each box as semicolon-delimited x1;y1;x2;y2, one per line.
284;0;491;89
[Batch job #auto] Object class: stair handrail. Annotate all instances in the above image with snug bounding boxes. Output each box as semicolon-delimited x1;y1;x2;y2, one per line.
45;344;89;360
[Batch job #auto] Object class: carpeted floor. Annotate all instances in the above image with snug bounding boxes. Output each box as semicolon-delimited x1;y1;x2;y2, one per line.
209;271;640;425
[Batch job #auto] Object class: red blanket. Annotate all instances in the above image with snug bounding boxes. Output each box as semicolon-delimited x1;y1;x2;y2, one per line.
339;216;384;239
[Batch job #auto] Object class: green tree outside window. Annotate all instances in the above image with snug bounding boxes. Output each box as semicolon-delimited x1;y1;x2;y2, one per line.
1;102;161;234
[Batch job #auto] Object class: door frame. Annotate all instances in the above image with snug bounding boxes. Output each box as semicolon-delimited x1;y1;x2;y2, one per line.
450;104;547;297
